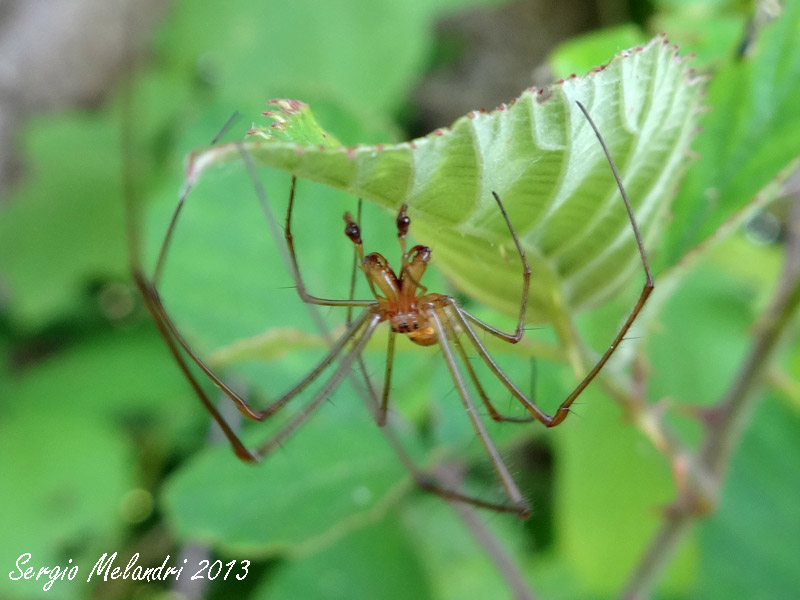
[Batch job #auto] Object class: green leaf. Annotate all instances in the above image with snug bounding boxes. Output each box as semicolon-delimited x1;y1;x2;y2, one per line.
548;24;650;79
247;99;341;146
662;0;800;266
696;395;800;598
0;407;132;600
0;326;205;599
0;72;192;329
401;496;532;600
3;326;205;447
0;115;125;328
162;407;413;554
156;0;499;119
652;13;745;70
187;37;704;324
555;386;695;596
254;514;433;600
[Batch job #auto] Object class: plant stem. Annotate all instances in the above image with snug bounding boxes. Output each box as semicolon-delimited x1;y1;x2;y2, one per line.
702;194;800;478
620;189;800;599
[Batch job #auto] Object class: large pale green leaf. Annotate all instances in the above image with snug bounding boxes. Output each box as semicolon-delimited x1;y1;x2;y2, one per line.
186;36;704;324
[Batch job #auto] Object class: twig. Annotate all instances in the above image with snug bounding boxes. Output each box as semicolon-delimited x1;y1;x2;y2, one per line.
620;185;800;599
436;463;539;600
702;194;800;478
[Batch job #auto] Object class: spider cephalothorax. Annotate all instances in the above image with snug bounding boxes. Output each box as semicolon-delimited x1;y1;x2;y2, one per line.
345;206;440;345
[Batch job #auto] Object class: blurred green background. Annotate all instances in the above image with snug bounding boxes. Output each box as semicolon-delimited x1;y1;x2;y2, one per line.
1;0;799;599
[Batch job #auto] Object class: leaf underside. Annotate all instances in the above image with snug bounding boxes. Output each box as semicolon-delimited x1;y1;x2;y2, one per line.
187;35;704;323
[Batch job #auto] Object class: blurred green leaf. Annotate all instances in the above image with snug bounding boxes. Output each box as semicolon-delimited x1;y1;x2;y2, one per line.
648;258;755;425
555;386;694;595
155;0;500;121
254;514;433;600
0;408;131;600
0;324;209;600
696;395;800;598
662;0;800;266
652;13;745;68
0;71;192;330
162;407;414;554
548;253;761;595
548;24;649;79
401;496;531;600
0;115;125;328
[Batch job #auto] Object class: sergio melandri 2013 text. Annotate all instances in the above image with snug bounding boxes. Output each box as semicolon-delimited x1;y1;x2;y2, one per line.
8;551;250;591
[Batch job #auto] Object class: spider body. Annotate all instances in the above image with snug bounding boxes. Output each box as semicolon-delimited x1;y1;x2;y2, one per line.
348;207;440;345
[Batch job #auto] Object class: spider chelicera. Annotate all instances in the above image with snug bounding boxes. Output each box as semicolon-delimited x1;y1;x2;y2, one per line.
130;101;653;518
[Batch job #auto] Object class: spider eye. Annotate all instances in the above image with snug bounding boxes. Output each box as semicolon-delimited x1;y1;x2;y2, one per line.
396;204;410;236
413;322;419;330
342;213;362;244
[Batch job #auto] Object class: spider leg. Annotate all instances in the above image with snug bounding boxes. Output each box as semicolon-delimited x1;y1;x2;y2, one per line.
370;399;532;517
125;114;264;462
441;304;535;423
447;102;654;427
132;271;258;462
146;113;241;287
428;307;531;517
459;191;532;344
139;269;375;420
255;312;382;457
284;176;374;307
340;302;529;515
449;299;554;425
376;331;397;426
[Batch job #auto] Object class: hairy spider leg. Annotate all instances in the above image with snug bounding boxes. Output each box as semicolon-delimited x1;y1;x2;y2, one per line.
126;127;387;464
449;101;654;427
285;182;533;517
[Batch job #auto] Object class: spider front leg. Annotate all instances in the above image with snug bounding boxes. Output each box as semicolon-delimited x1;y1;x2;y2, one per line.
459;191;532;345
132;271;259;462
284;176;374;308
450;102;654;428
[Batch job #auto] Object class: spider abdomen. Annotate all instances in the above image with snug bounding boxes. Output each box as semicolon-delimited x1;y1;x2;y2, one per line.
390;310;437;345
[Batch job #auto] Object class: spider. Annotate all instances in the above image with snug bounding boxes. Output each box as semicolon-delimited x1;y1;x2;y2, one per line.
130;101;653;518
